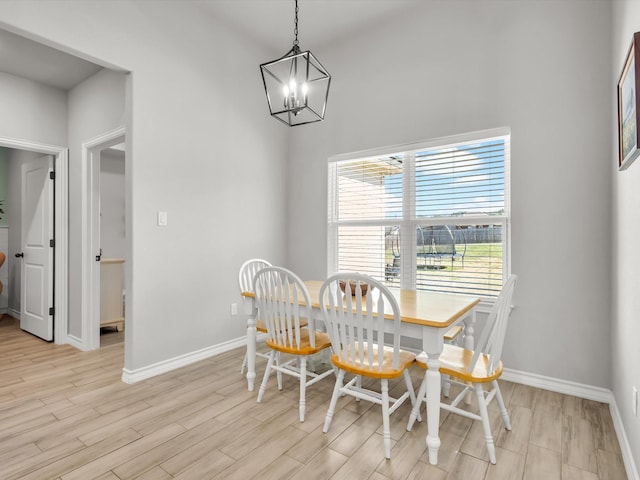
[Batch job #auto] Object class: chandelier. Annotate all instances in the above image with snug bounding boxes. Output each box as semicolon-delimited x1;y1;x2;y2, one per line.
260;0;331;126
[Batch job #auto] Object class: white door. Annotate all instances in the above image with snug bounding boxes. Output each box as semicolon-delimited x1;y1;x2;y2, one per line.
20;155;54;341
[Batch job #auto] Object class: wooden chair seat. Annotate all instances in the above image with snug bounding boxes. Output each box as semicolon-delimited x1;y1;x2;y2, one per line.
415;344;503;383
331;345;416;379
266;329;331;356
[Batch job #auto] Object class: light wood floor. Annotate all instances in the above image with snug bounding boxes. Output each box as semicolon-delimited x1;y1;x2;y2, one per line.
0;315;628;480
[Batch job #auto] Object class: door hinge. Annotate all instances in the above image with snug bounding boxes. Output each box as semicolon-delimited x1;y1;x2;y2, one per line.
49;171;55;180
49;307;55;316
50;239;55;248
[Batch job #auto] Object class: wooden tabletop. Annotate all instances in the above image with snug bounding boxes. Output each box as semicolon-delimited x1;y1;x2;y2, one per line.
243;280;480;329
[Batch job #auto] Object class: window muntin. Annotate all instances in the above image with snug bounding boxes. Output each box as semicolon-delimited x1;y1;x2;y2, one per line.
328;129;510;299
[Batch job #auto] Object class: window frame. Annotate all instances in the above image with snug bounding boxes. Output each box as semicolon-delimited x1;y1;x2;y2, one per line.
327;127;511;304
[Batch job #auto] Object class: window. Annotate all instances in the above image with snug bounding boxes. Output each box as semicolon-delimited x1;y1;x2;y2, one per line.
328;128;510;299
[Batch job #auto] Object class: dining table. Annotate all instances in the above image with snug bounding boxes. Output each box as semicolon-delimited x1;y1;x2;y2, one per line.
241;280;480;465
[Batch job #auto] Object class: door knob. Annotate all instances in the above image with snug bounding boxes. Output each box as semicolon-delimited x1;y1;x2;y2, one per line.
15;252;23;258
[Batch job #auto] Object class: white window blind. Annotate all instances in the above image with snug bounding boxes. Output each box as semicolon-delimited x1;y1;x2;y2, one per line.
328;129;510;299
415;140;505;218
328;158;402;281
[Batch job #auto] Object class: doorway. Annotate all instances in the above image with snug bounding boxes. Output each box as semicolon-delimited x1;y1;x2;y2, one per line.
98;143;126;347
0;26;128;352
81;126;126;350
0;138;68;344
0;148;54;340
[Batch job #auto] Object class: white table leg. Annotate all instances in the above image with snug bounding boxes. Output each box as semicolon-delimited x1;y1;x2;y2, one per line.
246;316;257;391
425;353;442;465
463;309;476;351
463;310;476;404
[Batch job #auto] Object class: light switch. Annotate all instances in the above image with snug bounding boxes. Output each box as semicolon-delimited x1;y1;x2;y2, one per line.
157;211;168;226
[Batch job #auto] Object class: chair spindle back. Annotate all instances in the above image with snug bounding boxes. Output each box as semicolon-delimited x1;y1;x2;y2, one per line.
320;273;401;371
253;266;315;350
469;275;518;375
238;258;272;294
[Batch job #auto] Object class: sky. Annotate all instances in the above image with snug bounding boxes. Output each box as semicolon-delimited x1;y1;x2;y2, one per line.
382;138;505;219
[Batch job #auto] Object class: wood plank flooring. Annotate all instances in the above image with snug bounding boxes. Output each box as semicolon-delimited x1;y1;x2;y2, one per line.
0;315;628;479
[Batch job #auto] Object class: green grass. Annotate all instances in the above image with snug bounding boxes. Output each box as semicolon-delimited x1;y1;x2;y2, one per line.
386;242;504;296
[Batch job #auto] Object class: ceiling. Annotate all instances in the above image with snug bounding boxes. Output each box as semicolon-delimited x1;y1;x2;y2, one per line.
0;27;103;90
199;1;416;52
0;1;416;90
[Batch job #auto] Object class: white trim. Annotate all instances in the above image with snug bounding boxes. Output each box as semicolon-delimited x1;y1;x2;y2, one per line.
327;127;511;298
609;396;640;480
66;334;86;351
328;126;511;164
0;136;68;345
502;367;638;480
55;149;68;345
121;337;247;384
81;126;126;351
9;308;20;319
0;21;130;75
502;367;613;403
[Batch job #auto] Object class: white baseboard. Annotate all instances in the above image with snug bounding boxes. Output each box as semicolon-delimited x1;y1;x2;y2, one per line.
66;334;88;351
503;367;638;480
121;336;246;384
0;309;17;323
608;396;640;480
502;367;613;403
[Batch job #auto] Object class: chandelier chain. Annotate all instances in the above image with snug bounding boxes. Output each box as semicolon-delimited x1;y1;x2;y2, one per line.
293;0;299;47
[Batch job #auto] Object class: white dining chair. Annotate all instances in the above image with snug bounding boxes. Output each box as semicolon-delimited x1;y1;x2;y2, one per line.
238;258;272;376
254;266;334;422
319;273;419;459
407;274;517;464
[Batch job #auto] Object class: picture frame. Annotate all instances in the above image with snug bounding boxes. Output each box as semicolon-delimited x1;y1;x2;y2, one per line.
618;32;640;170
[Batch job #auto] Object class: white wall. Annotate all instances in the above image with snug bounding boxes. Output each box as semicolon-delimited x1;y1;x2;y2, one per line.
0;62;122;341
67;68;126;339
0;1;289;369
0;72;67;145
100;149;126;259
612;0;640;471
287;1;613;388
0;73;66;316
